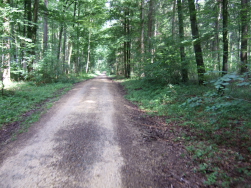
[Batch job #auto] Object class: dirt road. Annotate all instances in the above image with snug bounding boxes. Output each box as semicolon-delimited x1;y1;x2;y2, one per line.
0;75;202;188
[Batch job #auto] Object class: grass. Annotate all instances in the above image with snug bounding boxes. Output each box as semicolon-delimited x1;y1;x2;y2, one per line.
0;82;72;127
0;73;95;133
121;77;251;187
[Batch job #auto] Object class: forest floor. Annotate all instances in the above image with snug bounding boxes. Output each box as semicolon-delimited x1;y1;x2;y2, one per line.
0;75;209;187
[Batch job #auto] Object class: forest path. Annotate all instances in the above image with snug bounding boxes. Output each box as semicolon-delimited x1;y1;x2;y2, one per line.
0;75;202;188
0;75;124;187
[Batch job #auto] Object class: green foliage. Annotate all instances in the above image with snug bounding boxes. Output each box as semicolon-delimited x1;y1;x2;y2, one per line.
122;75;251;187
0;82;72;128
143;44;182;84
0;73;95;128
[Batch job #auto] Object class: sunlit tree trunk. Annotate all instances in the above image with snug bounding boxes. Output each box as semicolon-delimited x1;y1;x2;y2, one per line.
75;2;81;74
2;0;11;83
68;42;73;74
187;0;205;84
63;28;67;73
212;0;221;72
24;0;33;72
86;32;91;73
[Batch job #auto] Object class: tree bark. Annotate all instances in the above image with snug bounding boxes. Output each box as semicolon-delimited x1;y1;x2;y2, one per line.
172;0;177;37
187;0;205;84
147;0;155;63
140;0;145;64
57;25;64;62
25;0;32;40
2;0;11;83
124;7;131;78
222;0;228;75
240;0;249;74
86;32;91;73
212;0;221;72
32;0;39;43
43;0;48;52
177;0;188;82
24;0;33;73
68;42;73;74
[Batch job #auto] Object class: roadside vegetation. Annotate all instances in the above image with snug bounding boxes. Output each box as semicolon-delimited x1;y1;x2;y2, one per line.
0;73;94;139
121;74;251;187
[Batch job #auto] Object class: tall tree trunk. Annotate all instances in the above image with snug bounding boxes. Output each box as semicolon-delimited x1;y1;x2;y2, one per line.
25;0;32;40
63;28;67;73
177;0;188;82
57;25;64;61
222;0;228;75
187;0;205;84
75;2;81;74
32;0;39;43
67;42;73;74
148;0;155;63
124;7;131;78
213;0;221;73
25;0;33;72
172;0;176;37
240;0;249;74
2;0;11;84
43;0;48;52
140;0;145;64
124;22;127;78
73;0;77;28
86;32;91;73
127;21;131;78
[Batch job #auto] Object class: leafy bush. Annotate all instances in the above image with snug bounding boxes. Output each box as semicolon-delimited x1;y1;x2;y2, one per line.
143;45;182;85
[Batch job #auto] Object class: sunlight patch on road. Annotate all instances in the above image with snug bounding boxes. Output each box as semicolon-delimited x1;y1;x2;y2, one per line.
84;100;96;104
90;87;98;90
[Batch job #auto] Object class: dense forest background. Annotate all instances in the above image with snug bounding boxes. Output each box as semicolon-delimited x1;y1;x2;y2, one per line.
1;0;250;85
1;0;251;186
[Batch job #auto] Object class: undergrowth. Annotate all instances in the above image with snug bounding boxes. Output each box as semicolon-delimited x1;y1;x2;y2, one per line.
0;73;95;130
121;75;251;187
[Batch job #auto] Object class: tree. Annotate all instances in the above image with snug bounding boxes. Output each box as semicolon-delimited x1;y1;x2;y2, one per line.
147;0;155;63
187;0;206;84
177;0;188;82
240;0;249;74
2;0;11;83
140;0;145;65
222;0;228;75
43;0;48;52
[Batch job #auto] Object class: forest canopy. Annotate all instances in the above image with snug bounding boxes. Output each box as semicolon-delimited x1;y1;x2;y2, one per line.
0;0;250;85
